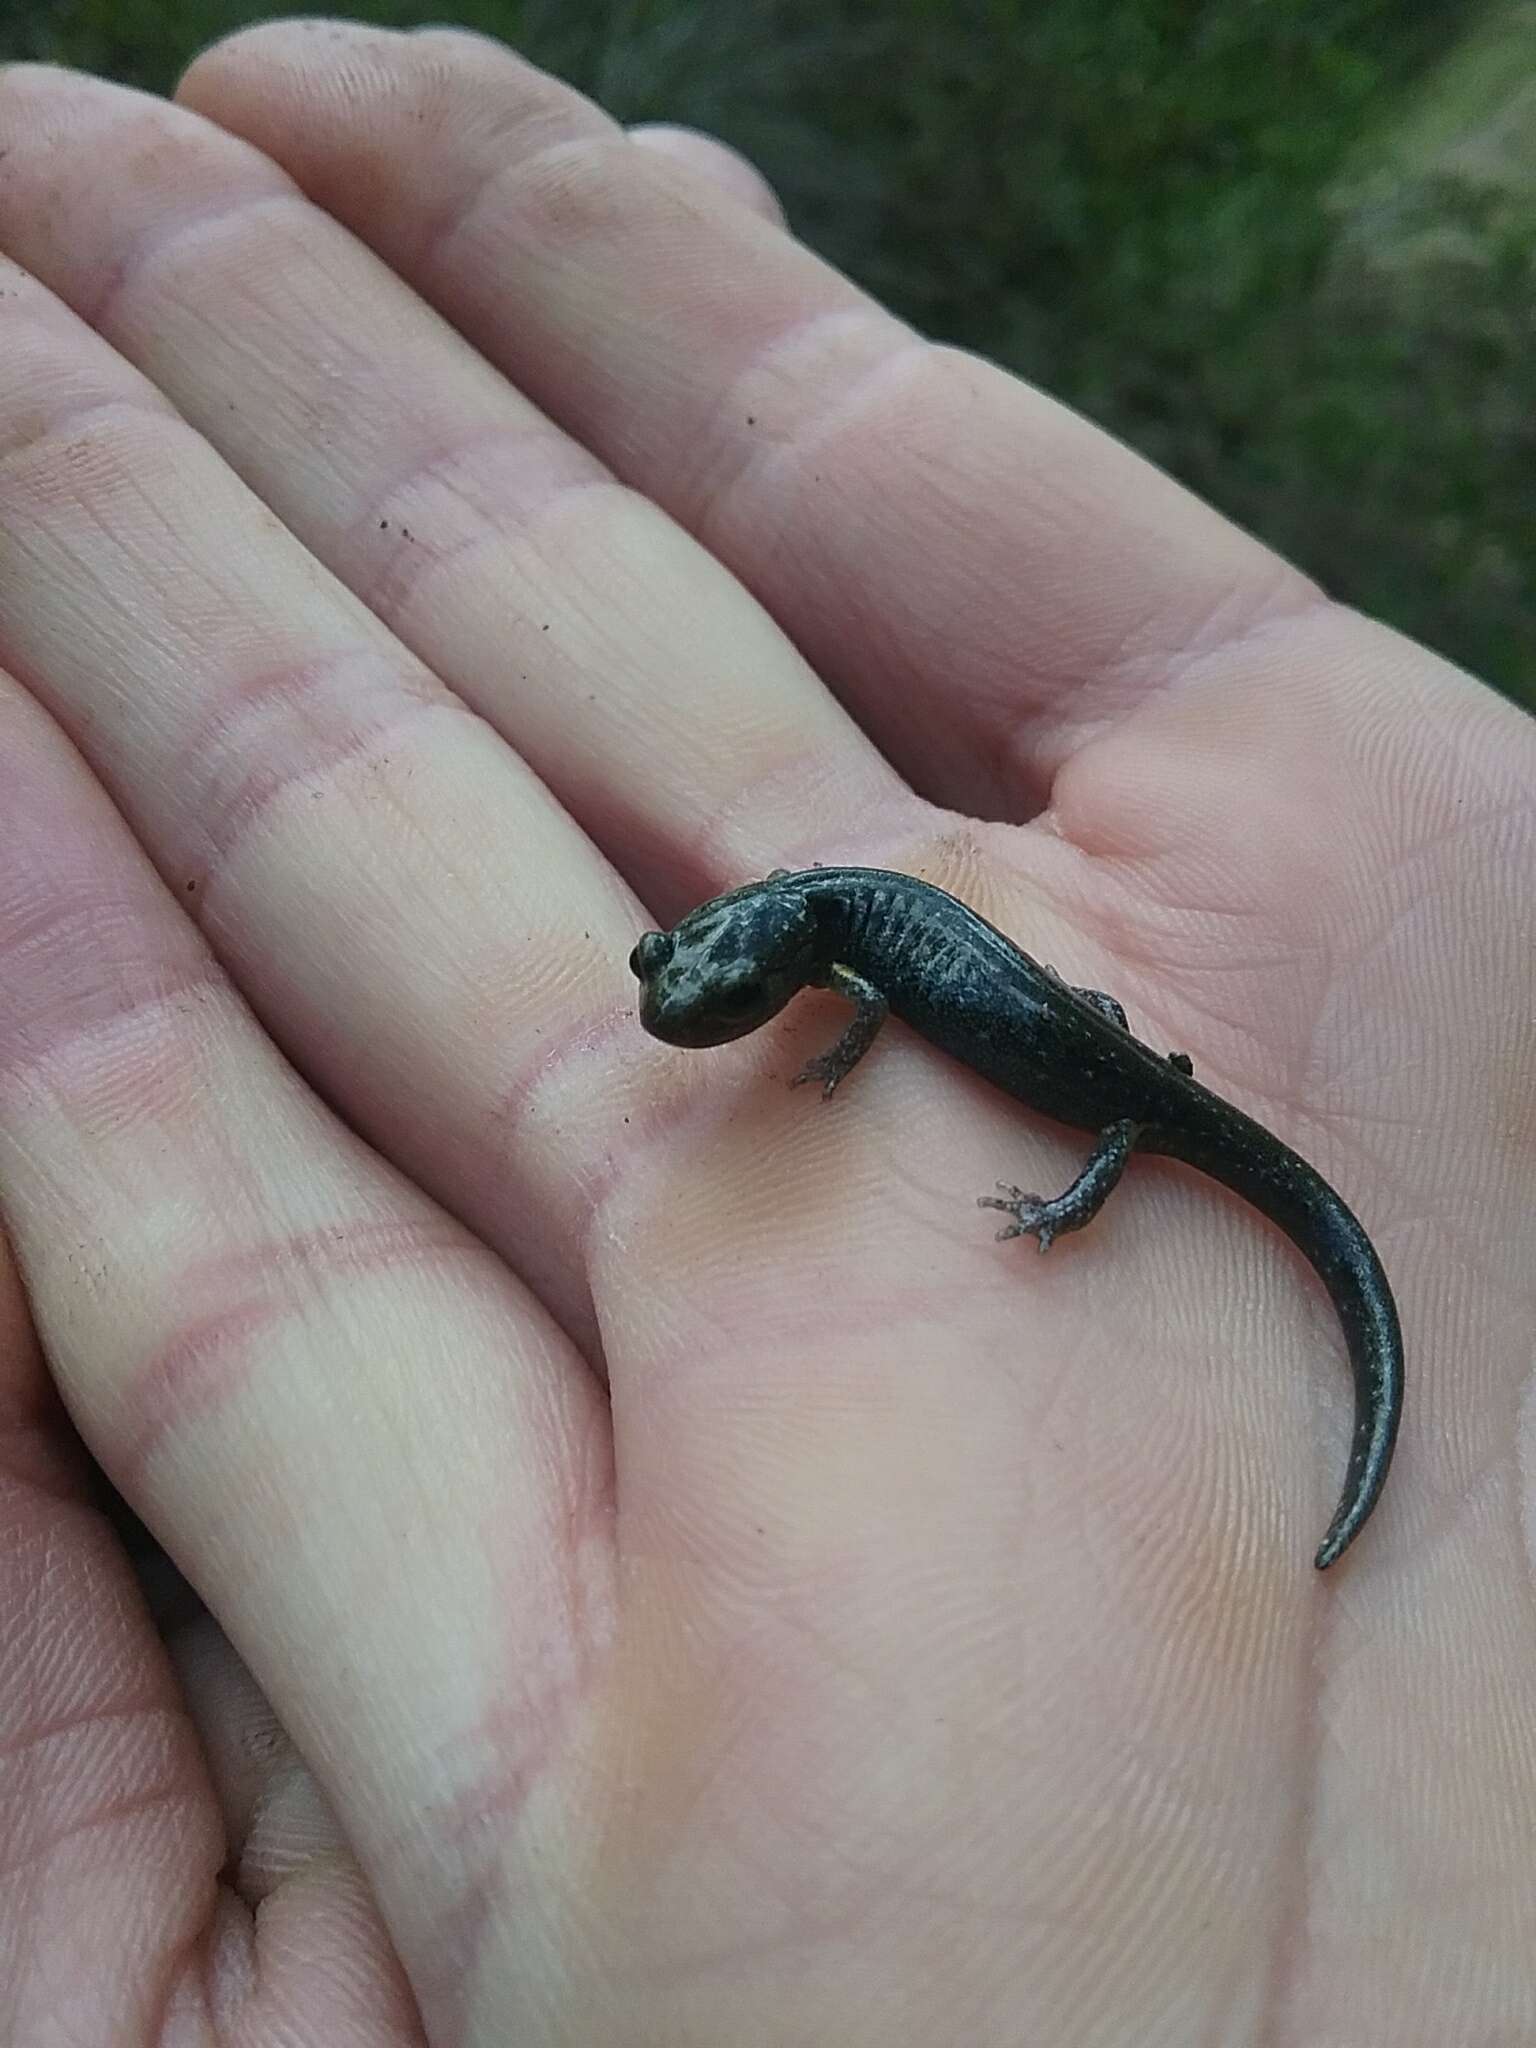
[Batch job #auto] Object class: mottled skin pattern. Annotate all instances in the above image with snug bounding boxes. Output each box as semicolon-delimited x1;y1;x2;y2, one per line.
630;866;1402;1569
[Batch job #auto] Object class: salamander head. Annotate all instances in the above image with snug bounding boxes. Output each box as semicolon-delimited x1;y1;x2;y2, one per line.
629;880;818;1047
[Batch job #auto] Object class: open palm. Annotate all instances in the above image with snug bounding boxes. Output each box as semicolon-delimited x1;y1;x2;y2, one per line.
1;24;1532;2046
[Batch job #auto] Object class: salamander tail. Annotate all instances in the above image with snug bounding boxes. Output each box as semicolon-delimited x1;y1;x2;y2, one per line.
1149;1112;1403;1569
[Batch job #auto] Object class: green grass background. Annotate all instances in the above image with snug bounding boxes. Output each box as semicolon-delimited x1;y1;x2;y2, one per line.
5;0;1532;707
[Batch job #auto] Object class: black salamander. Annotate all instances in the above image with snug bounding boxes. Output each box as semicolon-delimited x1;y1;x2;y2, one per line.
629;866;1402;1568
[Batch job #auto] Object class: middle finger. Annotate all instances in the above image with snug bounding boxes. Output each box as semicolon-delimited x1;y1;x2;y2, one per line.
0;245;638;1327
0;76;904;1327
0;65;906;906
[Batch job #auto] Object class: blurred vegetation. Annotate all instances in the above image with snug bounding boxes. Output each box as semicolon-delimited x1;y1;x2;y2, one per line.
3;0;1531;706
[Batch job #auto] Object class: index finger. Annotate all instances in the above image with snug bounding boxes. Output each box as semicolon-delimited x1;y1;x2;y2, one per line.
179;21;1311;815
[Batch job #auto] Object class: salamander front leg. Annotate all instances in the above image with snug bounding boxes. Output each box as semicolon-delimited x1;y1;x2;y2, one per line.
978;1118;1142;1252
793;964;889;1098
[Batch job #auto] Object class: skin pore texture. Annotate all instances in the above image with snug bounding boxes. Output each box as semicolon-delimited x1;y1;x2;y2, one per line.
0;19;1532;2048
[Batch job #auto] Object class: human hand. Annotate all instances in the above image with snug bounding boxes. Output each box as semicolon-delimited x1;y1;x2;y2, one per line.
0;24;1532;2045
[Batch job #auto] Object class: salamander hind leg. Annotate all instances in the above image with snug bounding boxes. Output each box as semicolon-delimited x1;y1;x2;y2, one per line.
1071;986;1129;1030
1068;984;1193;1075
978;1119;1141;1252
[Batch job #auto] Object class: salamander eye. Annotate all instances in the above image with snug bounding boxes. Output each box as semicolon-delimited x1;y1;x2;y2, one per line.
716;980;765;1013
629;932;672;980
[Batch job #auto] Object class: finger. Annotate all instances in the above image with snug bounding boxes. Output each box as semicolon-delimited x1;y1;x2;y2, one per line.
0;66;905;916
170;18;1529;1065
0;1230;217;2039
628;124;788;225
0;243;687;1332
179;22;1311;817
170;1612;352;1899
96;1462;358;1906
0;1217;423;2039
0;675;613;2027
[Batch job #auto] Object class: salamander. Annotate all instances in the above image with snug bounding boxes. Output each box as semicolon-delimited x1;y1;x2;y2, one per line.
628;866;1402;1568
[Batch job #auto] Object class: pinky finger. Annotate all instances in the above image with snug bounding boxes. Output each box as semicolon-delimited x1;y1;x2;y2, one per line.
0;1233;422;2041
